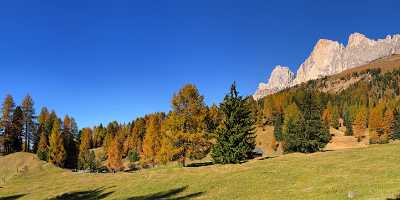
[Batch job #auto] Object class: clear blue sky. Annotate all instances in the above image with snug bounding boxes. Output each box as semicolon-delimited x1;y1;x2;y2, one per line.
1;0;399;128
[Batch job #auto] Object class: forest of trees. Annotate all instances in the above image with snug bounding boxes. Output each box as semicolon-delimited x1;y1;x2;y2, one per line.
2;67;400;172
0;83;257;171
249;68;400;153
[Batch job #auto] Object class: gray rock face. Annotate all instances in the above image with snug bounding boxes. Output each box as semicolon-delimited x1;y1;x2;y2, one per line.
254;33;400;100
253;65;294;100
294;32;400;85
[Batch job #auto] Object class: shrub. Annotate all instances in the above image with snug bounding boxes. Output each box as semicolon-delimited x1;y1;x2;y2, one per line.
127;150;140;163
37;149;49;161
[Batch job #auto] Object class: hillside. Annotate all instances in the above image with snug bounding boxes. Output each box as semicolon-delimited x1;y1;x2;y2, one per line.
2;144;400;199
254;32;400;100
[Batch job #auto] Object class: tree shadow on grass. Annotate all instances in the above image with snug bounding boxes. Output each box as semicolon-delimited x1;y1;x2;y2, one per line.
387;195;400;200
126;185;204;200
186;161;213;168
255;156;274;161
48;187;114;200
0;194;26;200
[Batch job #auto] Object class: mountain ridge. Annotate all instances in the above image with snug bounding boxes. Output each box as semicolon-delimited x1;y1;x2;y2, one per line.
253;32;400;100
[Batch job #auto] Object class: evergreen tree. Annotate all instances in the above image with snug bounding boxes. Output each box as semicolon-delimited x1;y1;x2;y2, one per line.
21;94;36;152
295;90;330;153
211;83;256;164
37;132;49;161
393;109;400;140
344;109;354;136
282;103;304;153
331;106;340;129
9;106;24;152
49;119;66;167
383;108;394;140
273;112;283;142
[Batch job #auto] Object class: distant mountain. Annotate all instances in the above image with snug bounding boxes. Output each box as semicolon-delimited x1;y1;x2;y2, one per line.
253;65;294;100
253;33;400;100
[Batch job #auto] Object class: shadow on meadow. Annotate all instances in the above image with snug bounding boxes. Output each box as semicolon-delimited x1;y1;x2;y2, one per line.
126;185;204;200
0;194;26;200
387;195;400;200
185;161;213;168
48;187;114;200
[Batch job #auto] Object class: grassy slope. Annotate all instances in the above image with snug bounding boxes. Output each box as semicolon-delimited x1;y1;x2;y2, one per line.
1;144;400;200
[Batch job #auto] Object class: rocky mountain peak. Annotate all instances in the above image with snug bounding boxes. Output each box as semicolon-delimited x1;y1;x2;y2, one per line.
254;32;400;100
253;65;294;100
347;32;371;48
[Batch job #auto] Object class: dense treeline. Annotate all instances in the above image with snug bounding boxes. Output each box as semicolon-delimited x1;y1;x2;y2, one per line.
249;68;400;153
0;95;79;168
4;67;400;171
0;83;257;171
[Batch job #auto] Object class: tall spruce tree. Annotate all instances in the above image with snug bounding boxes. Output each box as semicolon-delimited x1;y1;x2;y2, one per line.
344;109;353;136
282;103;303;152
211;83;256;164
383;108;394;140
331;106;340;129
295;90;330;153
273;112;283;142
393;109;400;140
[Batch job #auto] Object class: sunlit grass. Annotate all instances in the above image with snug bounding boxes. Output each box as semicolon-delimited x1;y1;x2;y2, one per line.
1;143;400;199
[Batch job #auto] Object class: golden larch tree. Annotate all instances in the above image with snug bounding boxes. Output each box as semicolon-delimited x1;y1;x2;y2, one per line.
140;114;162;167
49;119;66;167
107;137;123;172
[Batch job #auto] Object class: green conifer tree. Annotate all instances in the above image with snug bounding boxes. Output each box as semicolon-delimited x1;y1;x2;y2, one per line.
37;132;49;161
344;109;353;136
273;112;283;142
295;90;330;153
211;83;256;164
393;110;400;140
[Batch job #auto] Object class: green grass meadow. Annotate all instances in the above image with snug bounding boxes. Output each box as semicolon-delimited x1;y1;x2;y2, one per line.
1;143;400;199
